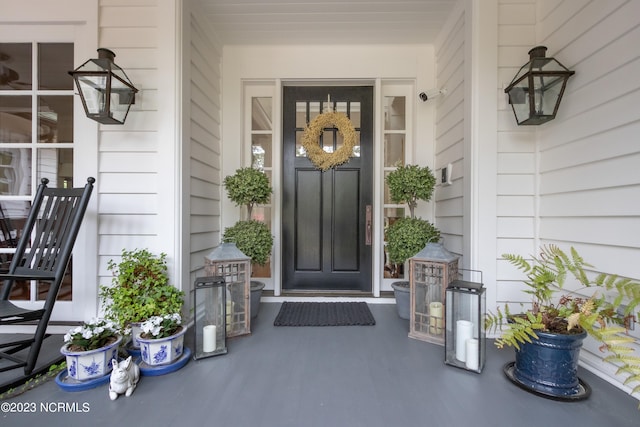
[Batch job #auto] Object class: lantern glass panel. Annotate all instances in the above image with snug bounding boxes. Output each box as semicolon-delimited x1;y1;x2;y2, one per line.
76;75;107;115
109;76;134;123
445;279;486;373
193;277;227;360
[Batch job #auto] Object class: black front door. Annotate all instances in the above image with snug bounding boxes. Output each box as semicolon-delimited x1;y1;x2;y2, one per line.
282;86;373;292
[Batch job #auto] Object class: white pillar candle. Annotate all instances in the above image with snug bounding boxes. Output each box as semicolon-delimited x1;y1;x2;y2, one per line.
465;338;479;370
202;324;217;352
429;302;444;335
456;320;473;362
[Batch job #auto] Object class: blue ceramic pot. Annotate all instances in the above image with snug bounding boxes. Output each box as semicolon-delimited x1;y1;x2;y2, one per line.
513;329;587;397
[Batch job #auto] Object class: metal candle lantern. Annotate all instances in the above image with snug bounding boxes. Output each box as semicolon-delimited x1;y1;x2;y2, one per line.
408;242;459;345
193;276;227;360
445;272;486;373
204;242;251;338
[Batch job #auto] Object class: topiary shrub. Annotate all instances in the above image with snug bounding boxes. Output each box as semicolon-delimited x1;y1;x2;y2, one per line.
223;220;274;266
385;164;440;269
223;167;272;218
386;217;441;265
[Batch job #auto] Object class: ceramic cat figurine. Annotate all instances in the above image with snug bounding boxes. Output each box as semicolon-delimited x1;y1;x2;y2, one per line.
108;356;140;400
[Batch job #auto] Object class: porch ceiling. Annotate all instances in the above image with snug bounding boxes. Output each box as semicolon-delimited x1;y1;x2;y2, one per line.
195;0;458;45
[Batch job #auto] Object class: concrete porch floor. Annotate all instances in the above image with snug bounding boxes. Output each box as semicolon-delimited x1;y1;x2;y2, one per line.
1;302;639;426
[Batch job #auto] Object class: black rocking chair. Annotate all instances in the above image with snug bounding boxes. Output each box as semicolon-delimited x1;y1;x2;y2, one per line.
0;177;95;375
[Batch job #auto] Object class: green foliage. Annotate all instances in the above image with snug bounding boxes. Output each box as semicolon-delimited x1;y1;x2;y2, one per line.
224;167;272;217
223;219;274;266
384;163;440;270
485;245;640;402
385;217;440;264
386;164;436;218
99;249;185;328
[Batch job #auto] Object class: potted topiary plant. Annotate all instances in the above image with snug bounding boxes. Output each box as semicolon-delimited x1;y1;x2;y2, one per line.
485;245;640;403
223;167;274;318
385;164;440;319
99;248;185;350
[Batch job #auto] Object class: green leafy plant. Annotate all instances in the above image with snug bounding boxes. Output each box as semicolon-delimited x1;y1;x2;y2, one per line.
223;219;274;266
386;164;436;218
224;167;272;218
223;167;274;267
100;249;185;329
386;217;440;264
485;245;640;399
385;164;440;266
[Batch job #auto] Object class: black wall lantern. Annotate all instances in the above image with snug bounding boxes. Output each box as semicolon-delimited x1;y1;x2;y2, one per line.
504;46;575;125
69;48;138;125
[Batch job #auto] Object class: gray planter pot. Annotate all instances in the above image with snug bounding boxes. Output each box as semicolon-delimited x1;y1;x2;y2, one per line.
391;281;410;320
250;280;265;319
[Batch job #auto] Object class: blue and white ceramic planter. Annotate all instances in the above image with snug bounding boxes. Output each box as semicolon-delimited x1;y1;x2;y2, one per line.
60;335;122;382
137;326;187;366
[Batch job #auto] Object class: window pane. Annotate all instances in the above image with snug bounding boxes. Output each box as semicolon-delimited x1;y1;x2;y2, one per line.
384;208;406;279
384;96;406;130
38;43;73;90
0;96;32;142
38;148;73;187
252;134;272;169
384;134;405;166
295;101;306;128
0;43;32;90
322;130;334;153
295;130;306;157
0;148;32;195
38;96;73;143
0;201;30;248
309;101;320;122
350;102;361;127
251;97;272;130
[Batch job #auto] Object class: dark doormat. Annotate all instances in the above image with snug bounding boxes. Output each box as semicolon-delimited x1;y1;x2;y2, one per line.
273;302;376;326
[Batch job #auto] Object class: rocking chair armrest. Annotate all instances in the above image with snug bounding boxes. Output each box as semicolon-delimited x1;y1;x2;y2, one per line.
0;272;56;281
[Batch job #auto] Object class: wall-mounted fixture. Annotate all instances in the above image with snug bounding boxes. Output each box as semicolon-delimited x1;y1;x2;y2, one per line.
69;48;138;125
419;88;447;102
504;46;574;125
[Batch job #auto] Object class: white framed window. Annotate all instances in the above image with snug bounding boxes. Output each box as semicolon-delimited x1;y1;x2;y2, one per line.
0;10;99;322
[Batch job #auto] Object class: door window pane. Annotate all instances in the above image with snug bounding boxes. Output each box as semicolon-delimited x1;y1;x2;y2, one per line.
349;102;361;127
251;97;272;130
0;148;32;195
0;96;32;142
384;134;405;166
38;95;73;143
384;96;406;130
0;43;32;90
252;134;272;169
38;43;74;90
37;148;73;187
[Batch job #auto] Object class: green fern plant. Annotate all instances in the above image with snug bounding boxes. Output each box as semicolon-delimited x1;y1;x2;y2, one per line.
485;245;640;400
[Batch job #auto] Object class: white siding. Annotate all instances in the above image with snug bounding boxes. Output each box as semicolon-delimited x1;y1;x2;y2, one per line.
496;0;640;395
435;5;466;256
97;0;182;299
97;0;163;285
184;2;223;302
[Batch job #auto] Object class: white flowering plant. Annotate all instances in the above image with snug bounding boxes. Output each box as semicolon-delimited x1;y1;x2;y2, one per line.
64;318;120;351
140;313;182;339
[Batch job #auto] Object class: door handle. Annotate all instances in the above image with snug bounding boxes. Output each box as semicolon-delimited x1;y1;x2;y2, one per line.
365;205;372;246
